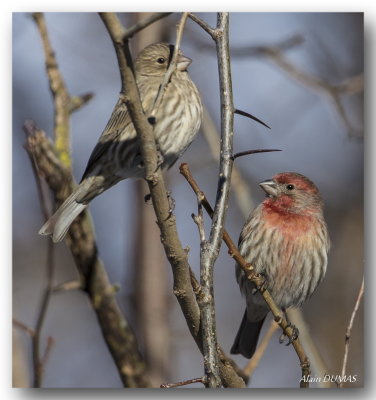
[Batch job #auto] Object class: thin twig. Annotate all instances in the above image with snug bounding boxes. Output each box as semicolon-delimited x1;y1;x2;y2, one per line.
161;376;207;388
149;12;189;119
52;280;82;293
69;93;94;113
40;337;55;369
188;13;217;39
123;12;173;40
12;319;35;337
339;277;364;388
202;33;363;137
180;163;311;388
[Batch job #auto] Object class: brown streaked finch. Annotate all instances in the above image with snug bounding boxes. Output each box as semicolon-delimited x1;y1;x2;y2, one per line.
231;172;330;358
39;42;203;242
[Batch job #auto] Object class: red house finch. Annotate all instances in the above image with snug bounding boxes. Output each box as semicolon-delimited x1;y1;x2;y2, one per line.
231;172;330;358
39;43;202;242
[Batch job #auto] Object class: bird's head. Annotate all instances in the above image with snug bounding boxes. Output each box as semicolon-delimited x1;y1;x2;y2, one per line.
135;42;192;77
260;172;323;216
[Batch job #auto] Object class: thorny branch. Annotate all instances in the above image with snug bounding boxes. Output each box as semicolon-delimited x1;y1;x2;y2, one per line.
99;12;246;388
201;108;256;216
180;162;311;388
339;277;364;388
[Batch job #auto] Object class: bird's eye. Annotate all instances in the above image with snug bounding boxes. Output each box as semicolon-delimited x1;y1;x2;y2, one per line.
157;57;165;64
286;184;295;190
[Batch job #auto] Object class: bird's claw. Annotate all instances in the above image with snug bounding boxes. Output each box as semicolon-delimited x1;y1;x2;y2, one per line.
279;332;287;345
255;273;268;293
288;324;300;342
279;323;299;346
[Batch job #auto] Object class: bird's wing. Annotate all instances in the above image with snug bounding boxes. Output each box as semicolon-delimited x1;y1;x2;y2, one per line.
80;99;133;181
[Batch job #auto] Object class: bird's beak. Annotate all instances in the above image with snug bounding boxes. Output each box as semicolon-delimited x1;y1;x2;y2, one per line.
176;55;192;71
259;179;278;197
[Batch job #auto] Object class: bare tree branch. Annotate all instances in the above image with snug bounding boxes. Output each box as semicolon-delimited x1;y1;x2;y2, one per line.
131;13;172;387
198;32;363;137
52;280;82;293
190;13;234;388
188;13;216;39
161;376;207;388
32;13;79;168
30;13;149;387
99;11;246;388
123;12;173;40
22;120;55;387
25;123;150;387
12;319;36;337
231;36;363;138
339;277;364;388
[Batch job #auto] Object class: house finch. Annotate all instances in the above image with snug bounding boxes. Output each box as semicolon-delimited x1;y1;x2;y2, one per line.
39;42;203;242
231;172;330;358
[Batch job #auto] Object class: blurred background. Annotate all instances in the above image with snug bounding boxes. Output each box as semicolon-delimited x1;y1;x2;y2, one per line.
12;12;363;388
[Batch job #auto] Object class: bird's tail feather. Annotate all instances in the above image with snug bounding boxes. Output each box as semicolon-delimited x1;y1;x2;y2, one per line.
230;310;266;359
39;190;87;243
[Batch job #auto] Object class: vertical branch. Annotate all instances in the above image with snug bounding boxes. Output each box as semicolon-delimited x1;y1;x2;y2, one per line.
25;125;151;387
29;13;150;387
132;13;172;387
24;121;55;387
32;240;54;388
339;277;364;387
99;12;246;388
32;12;71;168
198;12;234;388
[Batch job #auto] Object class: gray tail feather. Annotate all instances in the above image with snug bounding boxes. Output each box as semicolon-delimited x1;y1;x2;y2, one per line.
39;190;87;243
230;311;266;359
